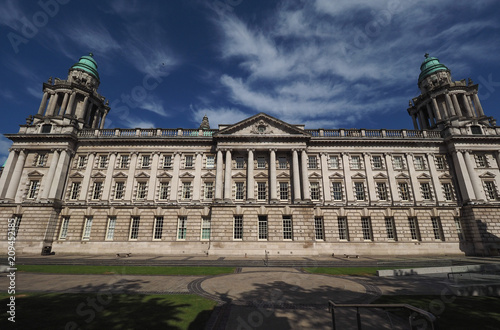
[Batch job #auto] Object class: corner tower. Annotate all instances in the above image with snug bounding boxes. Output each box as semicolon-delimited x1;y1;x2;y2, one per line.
408;54;496;133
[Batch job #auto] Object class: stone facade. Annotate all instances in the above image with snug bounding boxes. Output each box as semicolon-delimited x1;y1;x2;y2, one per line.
1;54;499;256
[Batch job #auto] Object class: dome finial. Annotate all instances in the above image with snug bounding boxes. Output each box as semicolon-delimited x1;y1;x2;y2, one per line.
89;52;94;57
424;53;429;58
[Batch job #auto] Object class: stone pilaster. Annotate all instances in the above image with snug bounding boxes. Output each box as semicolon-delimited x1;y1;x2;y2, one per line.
4;149;26;200
192;152;203;202
451;150;476;202
169;152;181;202
363;153;376;203
247;149;255;201
342;153;353;203
269;149;277;202
384;153;399;202
292;149;301;202
102;152;117;200
224;149;232;201
215;149;224;200
79;152;95;201
40;149;61;200
320;153;332;202
0;149;18;198
301;150;310;201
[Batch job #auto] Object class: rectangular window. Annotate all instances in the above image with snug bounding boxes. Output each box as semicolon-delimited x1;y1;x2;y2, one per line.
258;216;268;240
234;216;243;239
372;156;382;169
420;182;432;200
177;216;187;240
59;217;69;239
257;182;266;200
119;155;129;168
385;217;396;241
442;183;454;201
257;157;266;169
98;155;108;168
279;182;289;200
77;155;86;169
129;217;140;240
185;155;193;168
201;217;211;240
354;182;365;201
140;155;150;168
329;155;339;169
283;216;293;240
159;182;169;200
393;156;403;170
235;157;245;169
204;182;213;199
376;182;387;201
435;156;446;170
308;156;317;169
414;156;425;170
475;154;486;168
278;157;287;169
182;182;191;199
431;217;444;240
114;182;125;199
92;182;103;200
235;182;245;200
206;155;215;169
12;216;22;238
398;182;409;201
163;155;172;168
35;154;46;167
27;180;39;199
408;217;420;241
70;182;81;200
314;217;324;240
351;156;361;169
154;217;164;240
82;217;93;240
361;217;372;241
485;181;498;200
338;217;348;240
311;182;320;200
454;217;464;241
136;182;147;199
332;182;343;201
106;217;116;240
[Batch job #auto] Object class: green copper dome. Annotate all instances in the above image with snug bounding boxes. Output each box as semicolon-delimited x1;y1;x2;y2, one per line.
70;53;99;80
418;53;449;83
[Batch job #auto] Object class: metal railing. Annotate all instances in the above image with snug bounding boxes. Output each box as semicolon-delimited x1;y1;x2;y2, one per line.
328;300;437;330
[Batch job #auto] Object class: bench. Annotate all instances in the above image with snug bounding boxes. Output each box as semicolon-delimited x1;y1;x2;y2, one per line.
344;254;359;259
116;253;132;258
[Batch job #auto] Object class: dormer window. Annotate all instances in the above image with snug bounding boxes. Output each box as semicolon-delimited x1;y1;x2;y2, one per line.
41;124;52;133
470;126;482;135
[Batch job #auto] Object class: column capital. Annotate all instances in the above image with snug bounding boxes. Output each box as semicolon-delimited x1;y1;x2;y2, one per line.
269;148;277;152
195;151;204;156
246;148;255;152
405;152;414;157
320;152;329;157
152;151;161;156
362;152;371;157
340;152;349;157
383;152;392;157
173;151;182;156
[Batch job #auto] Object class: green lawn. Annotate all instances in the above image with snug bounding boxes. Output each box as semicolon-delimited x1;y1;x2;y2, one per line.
17;264;235;276
373;295;500;330
0;292;216;330
302;267;394;276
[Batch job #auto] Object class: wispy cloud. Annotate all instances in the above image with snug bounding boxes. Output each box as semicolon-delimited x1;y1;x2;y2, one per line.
140;99;168;117
191;106;249;128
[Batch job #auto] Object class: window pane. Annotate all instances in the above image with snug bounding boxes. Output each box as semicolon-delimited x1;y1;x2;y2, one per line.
279;182;288;200
201;218;211;239
338;217;348;240
332;183;343;201
408;217;420;241
258;216;268;240
177;217;187;239
283;216;293;240
106;217;116;240
361;217;372;240
314;217;324;240
385;217;396;240
234;216;243;239
258;182;266;200
154;217;164;240
82;217;93;240
130;217;140;239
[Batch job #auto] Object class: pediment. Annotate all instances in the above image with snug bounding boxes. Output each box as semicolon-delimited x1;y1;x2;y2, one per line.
91;171;106;178
157;171;173;178
179;172;194;178
113;171;128;178
277;172;290;178
27;170;44;177
329;172;344;179
232;172;246;178
417;173;432;180
254;171;268;178
215;113;310;137
201;172;216;178
309;172;322;179
69;171;84;179
395;173;410;179
373;173;388;179
135;171;150;179
438;173;453;179
351;172;366;179
479;171;496;179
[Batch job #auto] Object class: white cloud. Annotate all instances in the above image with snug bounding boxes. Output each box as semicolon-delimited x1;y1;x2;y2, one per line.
0;135;12;166
191;106;250;128
65;23;121;55
140;99;168;117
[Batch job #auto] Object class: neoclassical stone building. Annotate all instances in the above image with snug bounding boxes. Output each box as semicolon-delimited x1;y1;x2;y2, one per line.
1;54;499;256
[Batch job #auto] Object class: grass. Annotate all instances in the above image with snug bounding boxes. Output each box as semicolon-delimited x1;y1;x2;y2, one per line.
302;267;394;276
17;264;235;276
0;292;216;330
373;295;500;330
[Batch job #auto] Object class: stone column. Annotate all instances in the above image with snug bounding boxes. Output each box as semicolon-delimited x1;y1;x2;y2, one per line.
99;111;108;129
4;150;26;200
384;153;399;202
67;92;76;117
169;152;181;202
48;93;59;116
426;153;444;203
467;95;475;117
462;94;474;117
40;149;61;200
320;153;332;202
431;98;442;121
418;111;427;129
79;153;95;201
192;152;203;202
48;149;72;200
37;92;49;115
59;92;69;116
451;94;461;116
445;93;456;117
463;150;486;201
292;149;301;202
426;103;435;126
102;152;117;200
247;149;255;201
451;151;476;202
269;149;277;202
405;153;420;203
77;96;89;120
215;149;224;200
342;153;353;203
0;149;18;198
224;149;232;201
301;150;311;201
472;93;485;116
411;114;418;130
363;153;376;203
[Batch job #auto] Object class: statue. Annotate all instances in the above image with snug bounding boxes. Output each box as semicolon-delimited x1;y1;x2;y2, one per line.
47;77;53;84
25;115;33;125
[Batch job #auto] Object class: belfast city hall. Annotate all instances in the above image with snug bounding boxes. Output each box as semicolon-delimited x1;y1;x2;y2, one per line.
1;53;499;257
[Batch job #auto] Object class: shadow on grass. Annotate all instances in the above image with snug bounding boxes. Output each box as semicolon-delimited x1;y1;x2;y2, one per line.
0;279;214;330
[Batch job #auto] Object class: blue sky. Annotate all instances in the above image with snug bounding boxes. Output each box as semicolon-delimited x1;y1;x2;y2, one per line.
1;0;500;164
